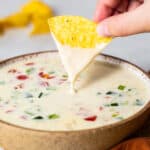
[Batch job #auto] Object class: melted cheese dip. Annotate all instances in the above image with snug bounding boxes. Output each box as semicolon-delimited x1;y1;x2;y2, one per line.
0;52;149;131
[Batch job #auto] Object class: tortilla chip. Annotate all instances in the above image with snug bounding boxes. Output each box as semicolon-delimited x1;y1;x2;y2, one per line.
3;13;30;28
0;0;53;35
0;20;5;35
21;0;53;35
48;16;112;48
21;0;53;18
31;18;50;35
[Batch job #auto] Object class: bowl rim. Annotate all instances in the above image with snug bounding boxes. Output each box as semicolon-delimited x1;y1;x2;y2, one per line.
0;50;150;133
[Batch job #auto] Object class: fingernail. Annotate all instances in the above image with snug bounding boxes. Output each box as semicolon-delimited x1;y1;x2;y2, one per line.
97;24;111;37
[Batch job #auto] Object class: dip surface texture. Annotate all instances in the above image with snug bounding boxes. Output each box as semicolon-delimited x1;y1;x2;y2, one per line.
0;52;149;131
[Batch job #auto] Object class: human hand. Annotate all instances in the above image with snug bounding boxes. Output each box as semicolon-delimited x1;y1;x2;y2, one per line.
94;0;150;37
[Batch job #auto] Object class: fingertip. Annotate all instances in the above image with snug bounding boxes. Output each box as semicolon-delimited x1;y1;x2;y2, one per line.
96;23;111;37
93;13;100;23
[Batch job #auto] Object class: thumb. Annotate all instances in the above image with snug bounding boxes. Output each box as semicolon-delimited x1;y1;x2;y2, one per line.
97;5;149;37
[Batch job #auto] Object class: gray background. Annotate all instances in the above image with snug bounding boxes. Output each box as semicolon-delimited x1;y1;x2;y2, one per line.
0;0;150;71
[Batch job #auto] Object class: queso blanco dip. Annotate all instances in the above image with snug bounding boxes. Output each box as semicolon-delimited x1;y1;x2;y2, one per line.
0;52;149;131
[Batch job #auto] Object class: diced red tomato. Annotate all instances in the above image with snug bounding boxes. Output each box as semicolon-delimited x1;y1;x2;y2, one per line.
25;62;34;66
104;96;111;99
17;75;28;80
99;106;103;111
47;76;55;79
84;115;97;122
38;72;55;79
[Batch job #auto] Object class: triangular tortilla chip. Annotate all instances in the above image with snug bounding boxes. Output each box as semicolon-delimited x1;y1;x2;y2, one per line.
48;16;112;92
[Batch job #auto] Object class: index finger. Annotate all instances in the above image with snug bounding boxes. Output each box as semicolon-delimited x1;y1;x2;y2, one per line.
93;0;121;23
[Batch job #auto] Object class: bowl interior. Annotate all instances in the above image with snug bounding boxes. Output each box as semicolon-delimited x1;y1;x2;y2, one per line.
0;50;150;133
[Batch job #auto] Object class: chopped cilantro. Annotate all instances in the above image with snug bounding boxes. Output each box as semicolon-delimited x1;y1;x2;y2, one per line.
48;71;55;74
118;93;123;97
38;92;43;98
46;87;56;91
118;85;126;90
97;92;101;95
25;92;33;98
26;68;35;75
62;74;68;78
48;114;60;119
135;99;144;106
116;116;124;120
112;113;119;117
106;91;117;95
24;111;34;116
128;89;132;91
104;102;119;107
110;103;119;106
104;104;110;107
33;116;43;119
